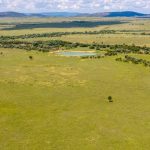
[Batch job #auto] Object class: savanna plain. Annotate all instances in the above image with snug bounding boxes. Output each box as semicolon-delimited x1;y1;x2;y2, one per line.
0;17;150;150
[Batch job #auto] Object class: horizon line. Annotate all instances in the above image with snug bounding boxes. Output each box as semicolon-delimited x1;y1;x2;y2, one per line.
0;10;149;14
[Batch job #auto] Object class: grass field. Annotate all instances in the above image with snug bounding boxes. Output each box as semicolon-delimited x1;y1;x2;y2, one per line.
20;34;150;46
0;17;150;150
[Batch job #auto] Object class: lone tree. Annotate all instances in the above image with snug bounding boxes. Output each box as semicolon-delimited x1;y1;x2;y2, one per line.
29;56;33;60
108;96;113;102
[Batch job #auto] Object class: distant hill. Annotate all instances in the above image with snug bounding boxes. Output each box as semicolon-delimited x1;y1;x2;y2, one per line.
85;11;148;17
0;12;26;17
0;11;81;17
0;11;149;18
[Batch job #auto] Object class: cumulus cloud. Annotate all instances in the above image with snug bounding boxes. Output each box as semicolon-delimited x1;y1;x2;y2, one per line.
0;0;149;13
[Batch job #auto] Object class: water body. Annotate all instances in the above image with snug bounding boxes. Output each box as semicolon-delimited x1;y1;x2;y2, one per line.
57;51;96;57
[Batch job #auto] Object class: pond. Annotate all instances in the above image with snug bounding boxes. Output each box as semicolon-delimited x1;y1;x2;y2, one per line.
57;51;96;57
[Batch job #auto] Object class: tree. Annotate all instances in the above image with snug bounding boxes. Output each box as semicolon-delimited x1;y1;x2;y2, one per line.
29;56;33;60
108;96;113;102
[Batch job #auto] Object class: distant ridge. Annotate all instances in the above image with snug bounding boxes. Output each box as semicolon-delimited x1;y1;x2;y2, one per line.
0;12;81;17
84;11;148;17
0;12;26;17
0;11;149;18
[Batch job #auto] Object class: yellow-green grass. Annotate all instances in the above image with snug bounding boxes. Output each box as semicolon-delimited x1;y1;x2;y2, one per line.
0;18;150;36
0;17;118;35
0;17;139;24
0;48;150;150
0;27;108;36
19;34;150;47
1;18;149;47
0;17;124;23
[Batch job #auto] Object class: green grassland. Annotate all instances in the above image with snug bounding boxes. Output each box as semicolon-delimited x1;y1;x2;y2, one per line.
0;17;150;150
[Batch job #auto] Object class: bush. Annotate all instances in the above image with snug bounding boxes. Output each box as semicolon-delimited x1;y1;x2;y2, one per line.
29;56;33;60
89;45;95;49
108;96;113;102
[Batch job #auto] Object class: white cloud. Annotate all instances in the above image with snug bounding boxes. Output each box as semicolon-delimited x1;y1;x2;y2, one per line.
0;0;149;13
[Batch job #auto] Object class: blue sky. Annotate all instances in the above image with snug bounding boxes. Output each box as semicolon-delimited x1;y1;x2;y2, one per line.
0;0;150;13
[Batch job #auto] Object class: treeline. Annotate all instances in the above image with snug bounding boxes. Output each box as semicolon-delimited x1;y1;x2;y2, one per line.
1;30;149;41
0;39;150;54
0;40;91;52
81;54;105;59
116;55;150;67
89;43;150;55
0;40;73;52
141;32;150;35
0;30;116;40
0;30;149;41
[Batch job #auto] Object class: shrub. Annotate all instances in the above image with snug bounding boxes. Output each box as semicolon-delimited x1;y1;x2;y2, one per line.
89;45;95;49
108;96;113;102
29;56;33;60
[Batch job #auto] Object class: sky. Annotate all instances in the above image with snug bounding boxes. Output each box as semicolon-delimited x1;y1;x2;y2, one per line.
0;0;150;14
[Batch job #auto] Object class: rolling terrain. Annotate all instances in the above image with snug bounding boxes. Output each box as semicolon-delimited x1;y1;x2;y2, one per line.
0;16;150;150
0;11;149;18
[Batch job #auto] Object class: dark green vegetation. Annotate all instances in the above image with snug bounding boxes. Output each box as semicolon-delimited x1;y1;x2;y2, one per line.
108;96;113;102
0;30;117;39
1;30;150;40
116;55;150;67
0;38;150;54
0;17;150;150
